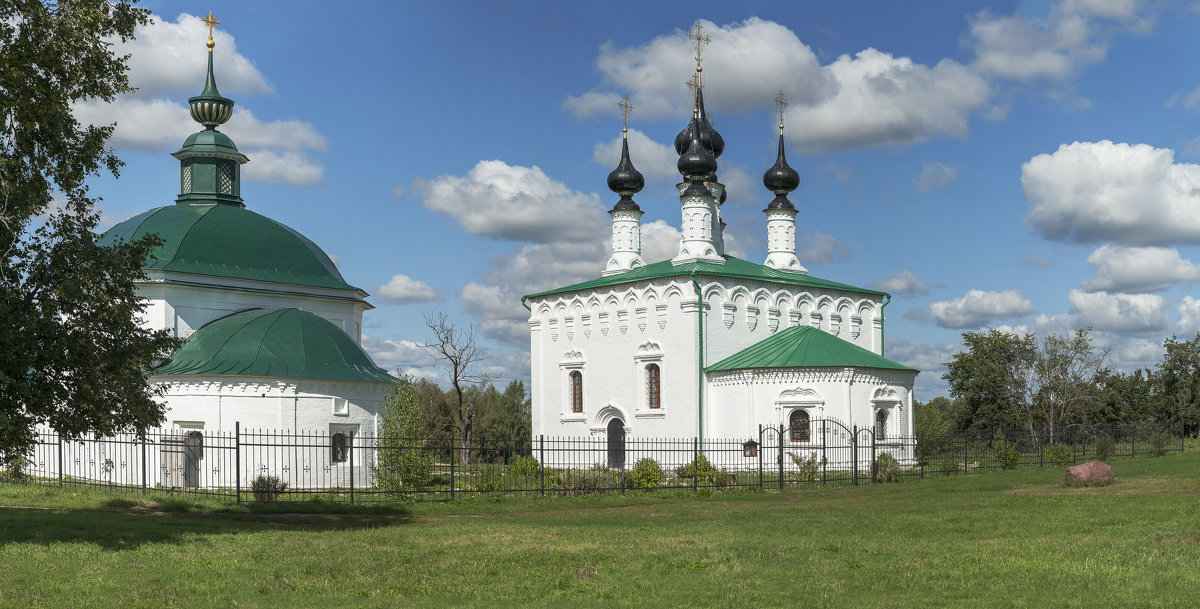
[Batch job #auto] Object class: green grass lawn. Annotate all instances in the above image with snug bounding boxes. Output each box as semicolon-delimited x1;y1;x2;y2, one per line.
0;449;1197;609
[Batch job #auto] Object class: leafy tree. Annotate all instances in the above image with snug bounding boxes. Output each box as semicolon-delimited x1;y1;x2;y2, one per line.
1155;333;1200;437
0;1;179;459
1030;328;1107;439
943;329;1036;430
374;373;434;492
1094;368;1159;424
474;380;532;462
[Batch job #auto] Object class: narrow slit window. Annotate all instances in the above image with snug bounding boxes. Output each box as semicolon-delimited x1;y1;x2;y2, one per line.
647;364;661;409
331;432;348;463
570;371;583;413
876;410;888;441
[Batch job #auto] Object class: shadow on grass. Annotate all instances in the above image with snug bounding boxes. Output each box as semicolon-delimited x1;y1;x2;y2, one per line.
0;500;413;551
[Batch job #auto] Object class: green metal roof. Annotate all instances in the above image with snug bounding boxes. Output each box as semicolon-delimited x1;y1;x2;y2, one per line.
154;308;395;383
99;204;360;292
706;325;917;373
173;129;246;161
523;255;884;300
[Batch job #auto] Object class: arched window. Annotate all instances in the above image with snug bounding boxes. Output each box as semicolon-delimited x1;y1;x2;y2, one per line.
789;409;810;442
331;432;349;463
646;364;661;409
875;410;888;441
570;370;583;413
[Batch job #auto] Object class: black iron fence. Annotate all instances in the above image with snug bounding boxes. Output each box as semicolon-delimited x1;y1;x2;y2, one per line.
1;420;1184;504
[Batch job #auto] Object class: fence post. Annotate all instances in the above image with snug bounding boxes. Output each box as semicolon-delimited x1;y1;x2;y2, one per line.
1181;421;1186;454
964;430;969;474
348;433;355;506
871;428;877;483
539;434;545;498
693;437;698;493
1072;430;1077;464
1039;430;1044;469
235;422;241;504
778;425;784;491
57;432;63;487
449;435;456;502
919;433;925;479
757;425;763;491
852;425;859;486
141;432;148;492
1131;424;1136;457
821;423;828;486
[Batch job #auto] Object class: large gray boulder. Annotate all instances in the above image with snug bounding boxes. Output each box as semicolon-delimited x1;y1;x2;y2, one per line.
1065;461;1114;484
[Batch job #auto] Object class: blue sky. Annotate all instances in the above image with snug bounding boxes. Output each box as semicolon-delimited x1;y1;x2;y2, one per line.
86;1;1200;398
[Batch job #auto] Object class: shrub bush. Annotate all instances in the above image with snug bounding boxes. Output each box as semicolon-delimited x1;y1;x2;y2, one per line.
1046;443;1073;466
1094;435;1116;460
507;455;539;479
630;458;664;490
552;466;630;496
993;439;1020;470
251;474;288;502
787;452;824;482
468;467;505;493
676;454;723;487
1;454;29;484
874;453;902;483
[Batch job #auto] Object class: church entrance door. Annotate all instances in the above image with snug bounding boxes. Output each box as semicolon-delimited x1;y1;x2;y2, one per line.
606;419;626;469
184;431;203;487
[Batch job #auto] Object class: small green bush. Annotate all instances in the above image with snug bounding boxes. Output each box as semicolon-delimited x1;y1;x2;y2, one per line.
1046;443;1073;466
630;458;664;490
467;467;505;493
552;466;629;496
787;452;825;482
250;474;288;503
507;455;539;479
1;454;29;484
874;453;902;483
676;454;722;486
993;439;1020;470
1094;435;1116;460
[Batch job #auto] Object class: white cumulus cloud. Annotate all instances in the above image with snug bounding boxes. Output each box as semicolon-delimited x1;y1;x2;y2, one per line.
566;18;988;152
71;12;327;188
1022;140;1200;246
929;289;1036;329
796;232;851;264
415;160;608;243
870;270;930;299
1080;245;1200;293
375;274;441;305
1067;289;1170;334
592;128;679;182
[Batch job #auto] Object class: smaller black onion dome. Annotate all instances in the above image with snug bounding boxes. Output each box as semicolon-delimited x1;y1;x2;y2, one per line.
674;116;700;154
763;132;799;210
678;116;718;180
607;135;644;212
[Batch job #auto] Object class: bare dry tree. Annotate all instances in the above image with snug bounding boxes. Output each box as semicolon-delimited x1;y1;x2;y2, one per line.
420;312;490;464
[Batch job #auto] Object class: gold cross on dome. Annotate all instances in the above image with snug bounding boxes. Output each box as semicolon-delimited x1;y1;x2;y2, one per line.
687;21;711;67
685;73;703;93
202;10;221;47
618;95;634;133
775;90;788;131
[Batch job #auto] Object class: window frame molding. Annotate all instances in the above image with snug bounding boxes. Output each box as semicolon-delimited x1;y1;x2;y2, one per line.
634;341;666;419
559;350;586;423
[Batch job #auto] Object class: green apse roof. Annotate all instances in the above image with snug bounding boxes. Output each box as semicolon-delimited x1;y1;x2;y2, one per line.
523;256;884;300
706;325;917;373
154;308;394;383
99;204;360;292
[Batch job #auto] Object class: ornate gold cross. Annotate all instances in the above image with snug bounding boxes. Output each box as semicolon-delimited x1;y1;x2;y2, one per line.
618;95;634;133
685;73;703;93
202;10;221;48
775;90;788;132
687;21;711;68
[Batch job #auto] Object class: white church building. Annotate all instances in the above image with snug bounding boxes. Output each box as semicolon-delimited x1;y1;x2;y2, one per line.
85;28;393;486
524;51;918;459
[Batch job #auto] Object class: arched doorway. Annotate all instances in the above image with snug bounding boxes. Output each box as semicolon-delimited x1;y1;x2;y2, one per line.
606;418;626;469
183;430;203;488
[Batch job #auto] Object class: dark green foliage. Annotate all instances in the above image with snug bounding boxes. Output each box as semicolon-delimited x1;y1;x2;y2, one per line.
467;467;504;493
993;439;1020;469
1094;436;1116;461
915;397;956;464
630;458;664;490
506;455;539;479
1046;443;1073;466
374;374;435;493
1156;334;1200;437
676;454;722;486
0;1;182;456
874;453;902;483
1;454;28;484
787;452;824;481
552;466;630;496
250;475;287;502
944;329;1036;430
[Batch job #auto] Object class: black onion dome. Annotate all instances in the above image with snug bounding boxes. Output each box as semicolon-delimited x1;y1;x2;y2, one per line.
607;136;644;196
697;89;724;158
678;115;717;180
764;132;799;210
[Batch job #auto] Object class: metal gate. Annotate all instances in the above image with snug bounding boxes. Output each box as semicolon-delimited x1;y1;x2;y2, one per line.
758;419;869;488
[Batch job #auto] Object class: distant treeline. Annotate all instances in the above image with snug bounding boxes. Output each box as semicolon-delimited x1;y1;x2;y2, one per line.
917;330;1200;438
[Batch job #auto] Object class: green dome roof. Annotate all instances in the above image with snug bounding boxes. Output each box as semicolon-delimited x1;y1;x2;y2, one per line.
154;308;394;383
706;325;917;373
175;129;244;159
100;204;360;291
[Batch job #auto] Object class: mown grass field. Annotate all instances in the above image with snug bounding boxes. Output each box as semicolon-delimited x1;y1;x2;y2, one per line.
1;447;1198;609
